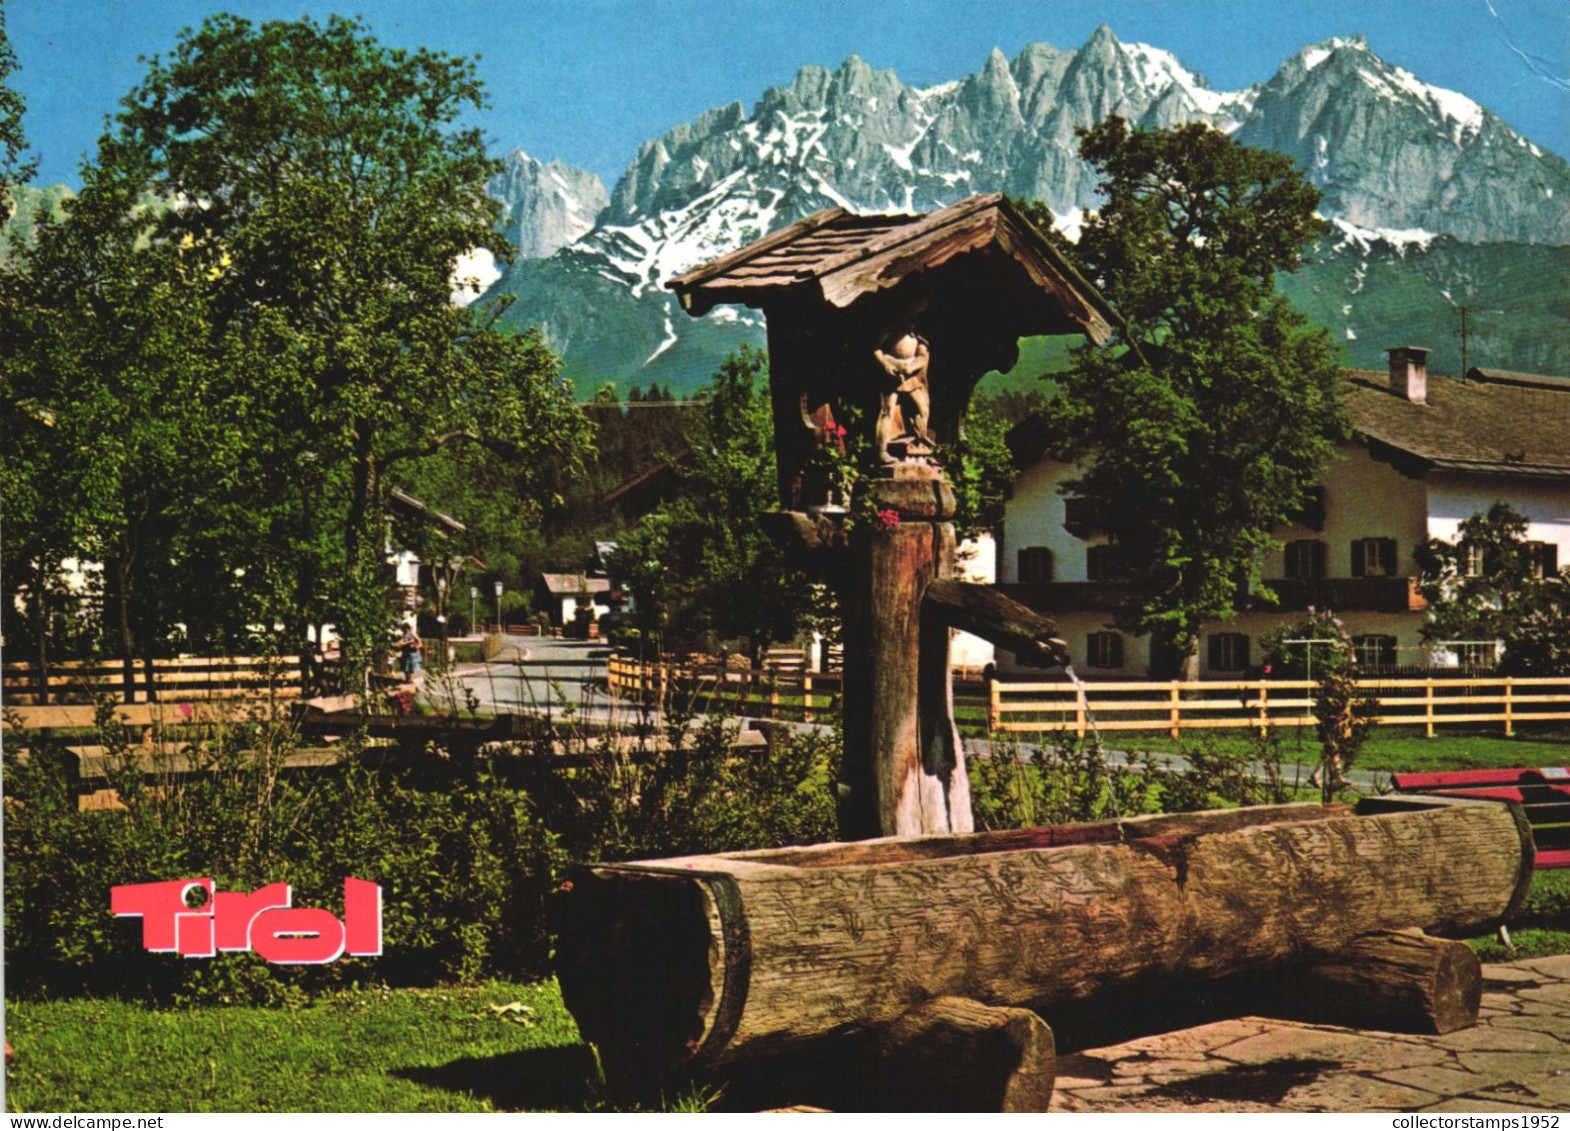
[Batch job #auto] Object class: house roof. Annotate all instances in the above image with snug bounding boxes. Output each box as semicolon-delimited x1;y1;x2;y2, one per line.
601;445;694;506
539;573;611;597
1006;366;1570;480
665;194;1116;343
1345;368;1570;478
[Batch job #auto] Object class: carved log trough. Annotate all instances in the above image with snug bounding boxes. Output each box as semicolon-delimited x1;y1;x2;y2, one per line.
556;796;1533;1088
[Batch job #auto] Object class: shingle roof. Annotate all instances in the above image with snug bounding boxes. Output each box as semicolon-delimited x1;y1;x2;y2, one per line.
1345;369;1570;478
539;573;611;597
666;194;1116;342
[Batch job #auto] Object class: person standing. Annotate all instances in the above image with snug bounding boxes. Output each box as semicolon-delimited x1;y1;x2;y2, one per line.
399;621;423;680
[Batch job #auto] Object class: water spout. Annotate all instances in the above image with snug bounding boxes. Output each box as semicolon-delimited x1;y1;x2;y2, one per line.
1062;663;1105;749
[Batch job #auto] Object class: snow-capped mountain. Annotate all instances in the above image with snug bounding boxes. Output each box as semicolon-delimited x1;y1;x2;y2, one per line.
1237;36;1565;245
488;150;608;260
482;25;1570;391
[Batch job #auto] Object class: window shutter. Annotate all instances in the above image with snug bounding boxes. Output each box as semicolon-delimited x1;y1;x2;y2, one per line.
1208;634;1223;670
1109;633;1124;669
1543;543;1561;576
1236;635;1250;670
1351;539;1366;578
1312;540;1326;579
1382;538;1398;575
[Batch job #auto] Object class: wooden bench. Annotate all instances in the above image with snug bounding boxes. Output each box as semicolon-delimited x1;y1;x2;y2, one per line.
1390;767;1570;870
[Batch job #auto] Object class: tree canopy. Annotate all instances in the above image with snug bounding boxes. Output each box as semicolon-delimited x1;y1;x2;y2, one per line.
1044;118;1348;676
1;14;589;682
614;347;813;660
1416;503;1570;675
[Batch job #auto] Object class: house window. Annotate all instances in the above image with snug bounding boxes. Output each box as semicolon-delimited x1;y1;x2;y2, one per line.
1062;497;1097;534
1351;537;1399;578
1017;546;1054;584
1352;634;1398;671
1208;633;1250;672
1285;539;1326;580
1290;486;1326;531
1449;641;1498;669
1086;544;1128;581
1086;631;1124;670
1459;541;1486;578
1528;541;1560;579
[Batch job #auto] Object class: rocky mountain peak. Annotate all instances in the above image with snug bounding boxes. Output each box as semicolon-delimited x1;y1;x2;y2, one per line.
488;150;608;260
486;25;1570;389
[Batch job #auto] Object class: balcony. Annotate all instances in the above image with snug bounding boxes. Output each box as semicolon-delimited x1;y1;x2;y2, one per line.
1002;576;1428;615
1000;581;1128;613
1249;576;1428;614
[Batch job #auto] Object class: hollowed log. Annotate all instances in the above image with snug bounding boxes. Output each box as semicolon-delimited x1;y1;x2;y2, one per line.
555;798;1531;1080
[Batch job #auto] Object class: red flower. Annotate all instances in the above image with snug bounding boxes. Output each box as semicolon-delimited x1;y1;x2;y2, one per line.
875;508;901;530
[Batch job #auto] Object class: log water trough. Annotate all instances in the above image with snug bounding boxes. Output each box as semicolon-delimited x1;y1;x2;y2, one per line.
557;795;1533;1103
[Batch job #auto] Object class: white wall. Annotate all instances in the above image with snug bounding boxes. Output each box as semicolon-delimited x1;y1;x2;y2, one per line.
1425;472;1570;559
1260;444;1429;579
1001;461;1089;582
951;532;996;671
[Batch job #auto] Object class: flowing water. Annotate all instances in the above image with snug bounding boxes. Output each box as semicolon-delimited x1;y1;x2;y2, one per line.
1062;663;1106;749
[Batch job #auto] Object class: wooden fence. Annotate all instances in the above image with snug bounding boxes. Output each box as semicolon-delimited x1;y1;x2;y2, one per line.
989;675;1570;738
606;655;990;723
2;655;304;708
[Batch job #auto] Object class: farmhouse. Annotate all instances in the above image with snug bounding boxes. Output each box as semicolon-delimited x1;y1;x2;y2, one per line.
999;348;1570;677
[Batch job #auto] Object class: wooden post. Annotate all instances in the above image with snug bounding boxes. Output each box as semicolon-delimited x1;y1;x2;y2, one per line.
1504;677;1514;737
1258;680;1269;736
1169;683;1181;739
987;670;1001;733
802;673;813;724
1425;677;1436;738
839;472;969;838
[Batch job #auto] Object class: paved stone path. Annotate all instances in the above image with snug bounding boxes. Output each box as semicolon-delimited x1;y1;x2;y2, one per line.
1051;955;1570;1113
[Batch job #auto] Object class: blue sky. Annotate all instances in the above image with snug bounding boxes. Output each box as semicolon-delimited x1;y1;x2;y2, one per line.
8;0;1568;190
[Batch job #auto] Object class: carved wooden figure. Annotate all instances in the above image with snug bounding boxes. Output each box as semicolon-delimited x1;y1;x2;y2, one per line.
669;195;1116;838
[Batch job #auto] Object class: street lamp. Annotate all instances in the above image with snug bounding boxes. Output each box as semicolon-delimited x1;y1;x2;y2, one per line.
494;580;504;633
470;586;478;635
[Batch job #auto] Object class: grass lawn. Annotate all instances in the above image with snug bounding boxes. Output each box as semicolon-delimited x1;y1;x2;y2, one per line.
2;980;679;1114
1470;868;1570;963
1062;724;1570;776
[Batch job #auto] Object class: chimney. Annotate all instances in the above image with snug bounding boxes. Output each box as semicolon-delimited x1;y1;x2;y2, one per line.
1387;346;1429;404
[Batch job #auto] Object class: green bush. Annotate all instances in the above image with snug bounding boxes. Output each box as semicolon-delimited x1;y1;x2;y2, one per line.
968;734;1155;830
3;699;840;1006
2;712;565;1003
1146;729;1294;812
552;715;838;863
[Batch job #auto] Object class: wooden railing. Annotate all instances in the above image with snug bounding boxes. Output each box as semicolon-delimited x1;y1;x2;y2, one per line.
989;675;1570;738
3;655;304;708
606;654;991;723
607;655;844;723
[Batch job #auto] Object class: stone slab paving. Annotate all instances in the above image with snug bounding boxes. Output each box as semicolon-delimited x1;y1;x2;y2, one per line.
1051;955;1570;1113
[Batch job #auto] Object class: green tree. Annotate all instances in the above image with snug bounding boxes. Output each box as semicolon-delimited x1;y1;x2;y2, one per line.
1416;503;1569;674
1;5;35;213
17;14;589;676
614;347;810;661
1046;118;1347;677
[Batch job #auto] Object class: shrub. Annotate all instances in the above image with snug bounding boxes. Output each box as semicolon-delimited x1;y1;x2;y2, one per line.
1146;729;1294;813
969;734;1155;830
2;709;565;1003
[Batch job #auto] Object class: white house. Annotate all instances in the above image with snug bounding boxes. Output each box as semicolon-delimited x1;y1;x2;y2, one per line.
998;348;1570;678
